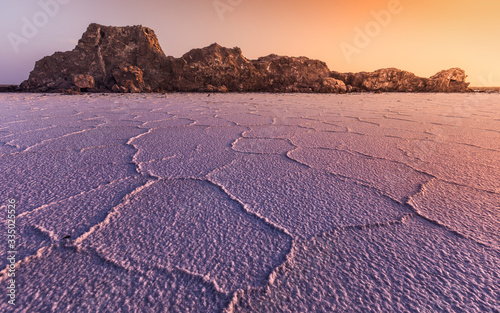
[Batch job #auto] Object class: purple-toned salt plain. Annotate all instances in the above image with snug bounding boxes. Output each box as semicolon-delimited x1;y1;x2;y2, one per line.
0;92;499;312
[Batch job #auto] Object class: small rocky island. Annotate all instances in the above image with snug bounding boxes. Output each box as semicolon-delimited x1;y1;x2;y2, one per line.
21;23;470;93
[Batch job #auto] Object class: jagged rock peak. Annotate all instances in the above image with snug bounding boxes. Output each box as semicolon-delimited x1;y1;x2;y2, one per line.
78;23;164;54
181;43;249;65
21;23;169;93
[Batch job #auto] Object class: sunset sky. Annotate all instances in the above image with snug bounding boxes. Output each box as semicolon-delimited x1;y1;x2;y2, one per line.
1;0;499;86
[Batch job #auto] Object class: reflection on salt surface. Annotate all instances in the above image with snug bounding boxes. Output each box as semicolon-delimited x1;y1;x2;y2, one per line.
0;93;498;312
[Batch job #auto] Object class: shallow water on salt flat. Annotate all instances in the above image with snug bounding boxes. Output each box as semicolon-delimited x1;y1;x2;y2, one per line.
0;93;499;312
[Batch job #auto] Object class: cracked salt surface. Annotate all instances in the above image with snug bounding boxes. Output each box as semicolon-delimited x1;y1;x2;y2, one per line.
0;93;499;312
234;218;500;313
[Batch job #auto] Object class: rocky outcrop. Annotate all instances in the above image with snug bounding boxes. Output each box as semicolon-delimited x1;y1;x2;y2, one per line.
331;68;470;93
161;43;259;92
159;44;347;93
21;23;169;92
429;68;470;92
21;23;470;93
251;54;339;93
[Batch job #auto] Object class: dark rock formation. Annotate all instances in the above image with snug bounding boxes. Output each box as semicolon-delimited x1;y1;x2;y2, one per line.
331;68;470;93
159;44;346;93
73;74;95;91
161;43;259;92
252;54;335;93
429;68;470;92
21;23;470;93
21;23;168;93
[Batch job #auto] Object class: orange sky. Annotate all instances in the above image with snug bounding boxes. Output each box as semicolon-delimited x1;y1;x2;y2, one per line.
214;0;500;86
2;0;499;85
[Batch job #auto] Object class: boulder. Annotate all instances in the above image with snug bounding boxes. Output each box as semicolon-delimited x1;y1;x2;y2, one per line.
112;66;145;93
319;77;347;93
428;68;470;92
73;74;95;91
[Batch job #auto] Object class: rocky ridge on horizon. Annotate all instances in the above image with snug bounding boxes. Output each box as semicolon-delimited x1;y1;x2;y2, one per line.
21;23;470;93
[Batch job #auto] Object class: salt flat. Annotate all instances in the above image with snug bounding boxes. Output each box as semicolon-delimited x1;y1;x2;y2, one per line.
0;93;499;312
